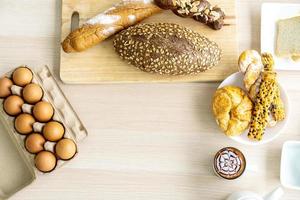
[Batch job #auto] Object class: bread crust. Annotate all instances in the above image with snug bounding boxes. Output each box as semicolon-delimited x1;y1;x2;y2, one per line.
114;23;221;75
238;50;263;91
62;1;161;53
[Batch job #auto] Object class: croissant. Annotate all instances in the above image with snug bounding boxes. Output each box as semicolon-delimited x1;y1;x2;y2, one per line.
212;86;253;136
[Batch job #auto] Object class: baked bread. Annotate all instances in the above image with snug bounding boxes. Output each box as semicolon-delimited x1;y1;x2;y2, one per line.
154;0;177;9
248;70;277;141
238;50;263;92
238;51;285;124
154;0;226;30
212;86;253;136
62;0;161;53
276;16;300;61
114;23;221;75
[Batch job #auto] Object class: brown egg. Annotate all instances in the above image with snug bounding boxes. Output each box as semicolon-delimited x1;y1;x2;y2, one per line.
3;95;24;116
33;101;54;122
55;138;77;160
22;83;43;104
0;77;13;98
15;113;35;135
25;133;46;154
43;121;64;142
34;151;57;173
12;67;33;86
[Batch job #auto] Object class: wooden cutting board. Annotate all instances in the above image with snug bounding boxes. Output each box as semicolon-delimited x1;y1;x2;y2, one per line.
60;0;238;84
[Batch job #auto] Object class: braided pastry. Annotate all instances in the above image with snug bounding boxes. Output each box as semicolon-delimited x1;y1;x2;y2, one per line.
238;51;285;125
238;50;263;94
271;85;285;121
154;0;225;30
261;53;285;122
248;72;277;141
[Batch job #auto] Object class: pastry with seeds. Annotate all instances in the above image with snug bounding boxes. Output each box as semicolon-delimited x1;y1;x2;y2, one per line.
262;54;285;122
114;23;221;75
155;0;226;30
248;54;279;141
238;50;285;129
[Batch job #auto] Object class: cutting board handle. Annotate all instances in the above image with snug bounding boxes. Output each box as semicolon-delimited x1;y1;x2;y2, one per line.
70;11;79;31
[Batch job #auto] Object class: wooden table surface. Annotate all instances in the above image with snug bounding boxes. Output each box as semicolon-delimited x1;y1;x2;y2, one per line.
1;0;300;199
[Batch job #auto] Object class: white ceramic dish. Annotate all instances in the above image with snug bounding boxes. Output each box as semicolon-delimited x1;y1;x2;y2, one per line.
261;3;300;70
226;187;284;200
280;141;300;190
218;72;289;145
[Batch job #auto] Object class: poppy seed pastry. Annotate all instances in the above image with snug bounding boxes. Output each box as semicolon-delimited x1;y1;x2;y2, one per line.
113;23;221;75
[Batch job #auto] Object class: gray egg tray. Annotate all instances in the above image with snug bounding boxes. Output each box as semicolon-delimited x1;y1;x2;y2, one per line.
0;66;88;200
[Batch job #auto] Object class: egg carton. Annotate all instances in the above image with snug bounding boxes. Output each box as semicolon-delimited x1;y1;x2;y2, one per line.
0;66;88;199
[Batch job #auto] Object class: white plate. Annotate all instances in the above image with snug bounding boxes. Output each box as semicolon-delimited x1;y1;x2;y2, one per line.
218;72;289;145
280;141;300;190
261;3;300;70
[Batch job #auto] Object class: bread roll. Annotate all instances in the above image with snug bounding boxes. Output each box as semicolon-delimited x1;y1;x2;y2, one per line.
62;0;161;53
114;23;221;75
238;50;263;92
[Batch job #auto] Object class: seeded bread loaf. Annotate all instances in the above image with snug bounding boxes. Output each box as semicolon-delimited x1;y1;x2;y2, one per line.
113;23;221;75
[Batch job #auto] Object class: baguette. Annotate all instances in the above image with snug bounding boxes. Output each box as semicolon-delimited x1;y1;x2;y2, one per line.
62;0;161;53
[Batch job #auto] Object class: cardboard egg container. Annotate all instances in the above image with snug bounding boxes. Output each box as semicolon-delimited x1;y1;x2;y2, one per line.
0;66;87;199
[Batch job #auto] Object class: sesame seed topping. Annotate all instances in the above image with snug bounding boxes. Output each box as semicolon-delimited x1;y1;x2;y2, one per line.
113;23;221;75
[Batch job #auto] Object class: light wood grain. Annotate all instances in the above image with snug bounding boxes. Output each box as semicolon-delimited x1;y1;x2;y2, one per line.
60;0;238;83
0;0;300;200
